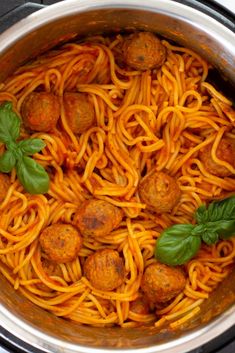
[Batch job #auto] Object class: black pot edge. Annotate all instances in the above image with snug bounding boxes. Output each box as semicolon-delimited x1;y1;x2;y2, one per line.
0;3;44;34
172;0;234;32
0;0;234;352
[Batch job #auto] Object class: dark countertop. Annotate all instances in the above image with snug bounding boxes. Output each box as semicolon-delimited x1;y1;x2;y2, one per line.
0;0;62;16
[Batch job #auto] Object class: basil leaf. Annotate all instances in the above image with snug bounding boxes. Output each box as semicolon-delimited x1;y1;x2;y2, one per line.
0;103;50;195
0;102;20;144
195;196;235;239
207;196;235;222
155;224;201;266
191;224;206;236
201;230;219;245
155;196;235;266
16;156;49;194
7;142;23;160
0;150;16;173
211;220;235;239
18;139;46;155
195;204;207;223
196;196;235;224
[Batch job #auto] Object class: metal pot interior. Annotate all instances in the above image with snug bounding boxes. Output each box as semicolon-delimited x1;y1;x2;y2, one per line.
0;1;234;352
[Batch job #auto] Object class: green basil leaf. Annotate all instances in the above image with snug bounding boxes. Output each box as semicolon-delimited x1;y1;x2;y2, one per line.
155;224;201;266
155;196;235;266
0;102;21;144
196;196;235;225
0;150;16;173
195;204;208;223
191;224;206;236
194;196;235;239
18;139;46;155
16;156;49;194
210;220;235;239
207;196;235;222
201;230;219;245
7;142;23;160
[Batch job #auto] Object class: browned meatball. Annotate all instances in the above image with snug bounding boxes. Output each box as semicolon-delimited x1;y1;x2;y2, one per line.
41;258;62;277
139;171;181;213
75;199;123;237
21;92;60;132
84;249;125;291
122;32;166;71
37;258;63;292
0;173;10;202
199;138;235;177
141;263;186;304
39;224;83;263
129;297;150;315
63;92;95;134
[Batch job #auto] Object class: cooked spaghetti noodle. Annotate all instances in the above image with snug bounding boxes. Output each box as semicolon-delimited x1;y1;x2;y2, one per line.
0;33;235;329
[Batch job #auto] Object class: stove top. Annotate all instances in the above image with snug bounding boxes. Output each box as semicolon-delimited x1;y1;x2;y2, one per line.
0;1;234;352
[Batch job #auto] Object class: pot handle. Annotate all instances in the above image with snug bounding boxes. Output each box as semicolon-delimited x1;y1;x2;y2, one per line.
0;2;45;34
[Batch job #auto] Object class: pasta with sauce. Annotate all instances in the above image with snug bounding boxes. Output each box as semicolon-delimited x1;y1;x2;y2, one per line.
0;31;234;329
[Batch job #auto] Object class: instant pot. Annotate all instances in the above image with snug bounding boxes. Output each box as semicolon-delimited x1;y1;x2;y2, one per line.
0;0;234;352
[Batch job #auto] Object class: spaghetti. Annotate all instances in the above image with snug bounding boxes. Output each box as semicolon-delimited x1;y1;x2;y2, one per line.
0;33;234;329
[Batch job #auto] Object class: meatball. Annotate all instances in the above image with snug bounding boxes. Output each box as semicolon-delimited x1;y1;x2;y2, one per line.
21;92;60;132
36;258;63;292
75;199;123;237
139;171;181;213
41;258;62;278
129;297;150;315
39;224;83;263
199;138;235;177
122;32;166;71
0;173;10;202
141;263;186;304
84;249;125;291
63;92;95;134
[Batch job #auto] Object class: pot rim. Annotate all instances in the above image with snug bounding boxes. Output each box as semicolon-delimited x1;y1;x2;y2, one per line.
0;0;234;54
1;294;235;353
0;1;234;352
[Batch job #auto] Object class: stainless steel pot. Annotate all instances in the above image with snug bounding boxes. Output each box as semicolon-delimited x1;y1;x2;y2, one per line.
0;1;235;352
